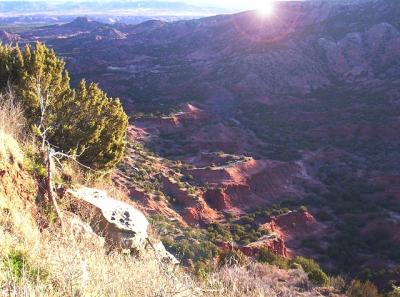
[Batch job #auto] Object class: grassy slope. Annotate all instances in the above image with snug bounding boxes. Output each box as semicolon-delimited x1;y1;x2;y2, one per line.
0;97;342;297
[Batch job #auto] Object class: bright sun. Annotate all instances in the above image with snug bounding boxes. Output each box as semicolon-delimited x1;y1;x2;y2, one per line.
255;0;275;17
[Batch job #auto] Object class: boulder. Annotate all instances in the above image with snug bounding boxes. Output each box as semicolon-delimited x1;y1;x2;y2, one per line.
63;212;105;249
67;187;149;251
67;187;177;263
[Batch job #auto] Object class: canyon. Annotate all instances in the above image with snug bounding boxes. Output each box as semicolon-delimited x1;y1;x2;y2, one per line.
1;0;399;290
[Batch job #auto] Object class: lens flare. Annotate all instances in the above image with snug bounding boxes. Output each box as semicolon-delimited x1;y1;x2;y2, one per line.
255;0;275;17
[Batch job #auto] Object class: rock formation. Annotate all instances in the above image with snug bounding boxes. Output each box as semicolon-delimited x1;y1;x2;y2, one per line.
67;187;178;263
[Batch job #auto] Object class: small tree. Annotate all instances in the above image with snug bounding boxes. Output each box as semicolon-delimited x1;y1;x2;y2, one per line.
0;42;128;171
0;43;129;228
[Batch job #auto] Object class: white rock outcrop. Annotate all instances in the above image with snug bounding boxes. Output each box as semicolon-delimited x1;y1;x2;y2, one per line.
67;187;177;263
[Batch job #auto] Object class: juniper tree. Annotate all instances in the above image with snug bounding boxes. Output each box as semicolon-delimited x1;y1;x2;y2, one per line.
0;42;128;170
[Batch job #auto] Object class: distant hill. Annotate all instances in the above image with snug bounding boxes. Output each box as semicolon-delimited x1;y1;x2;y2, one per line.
3;0;400;292
0;0;230;26
0;0;228;15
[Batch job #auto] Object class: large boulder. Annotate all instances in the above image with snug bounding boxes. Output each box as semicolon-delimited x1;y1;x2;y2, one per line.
67;187;177;263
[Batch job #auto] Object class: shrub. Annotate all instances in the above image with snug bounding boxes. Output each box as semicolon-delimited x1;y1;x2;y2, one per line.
3;250;26;280
24;153;46;178
257;248;289;270
291;256;320;273
3;249;48;283
258;248;276;264
308;268;329;286
207;223;231;241
0;43;128;171
291;256;329;286
194;261;211;281
346;280;381;297
240;215;255;224
298;205;308;213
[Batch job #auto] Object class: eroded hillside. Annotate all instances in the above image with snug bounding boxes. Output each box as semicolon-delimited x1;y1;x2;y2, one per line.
2;0;399;292
0;98;348;296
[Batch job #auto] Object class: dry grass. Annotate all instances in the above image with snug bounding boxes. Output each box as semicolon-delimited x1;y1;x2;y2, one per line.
0;92;342;297
0;91;25;140
0;132;23;167
206;263;330;297
0;224;337;297
0;225;202;297
0;91;26;166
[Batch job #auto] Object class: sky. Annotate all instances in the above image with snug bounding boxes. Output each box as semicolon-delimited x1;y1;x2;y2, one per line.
0;0;279;10
182;0;260;9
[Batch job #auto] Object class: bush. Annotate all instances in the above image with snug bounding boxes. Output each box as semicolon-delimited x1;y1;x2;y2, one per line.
291;256;329;286
3;250;26;280
257;248;289;269
194;261;211;281
207;223;231;241
308;269;329;286
0;43;128;170
347;280;381;297
298;206;308;213
258;248;276;264
3;249;48;283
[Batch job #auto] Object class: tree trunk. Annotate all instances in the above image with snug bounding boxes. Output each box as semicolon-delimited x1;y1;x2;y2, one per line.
45;148;64;230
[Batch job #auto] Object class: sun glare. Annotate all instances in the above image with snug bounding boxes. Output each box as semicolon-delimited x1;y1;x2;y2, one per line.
255;0;275;17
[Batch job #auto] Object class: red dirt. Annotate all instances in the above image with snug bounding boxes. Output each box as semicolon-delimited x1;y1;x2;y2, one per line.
262;211;321;238
242;236;288;258
216;236;289;258
190;158;313;211
204;188;233;211
261;211;326;255
182;200;221;226
159;174;221;225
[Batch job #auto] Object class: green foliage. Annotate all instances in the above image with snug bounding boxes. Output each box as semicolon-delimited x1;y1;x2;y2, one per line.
162;236;219;263
257;248;289;269
207;223;232;242
253;205;290;218
24;153;46;178
2;249;48;283
0;43;128;170
194;261;211;281
257;248;276;264
43;204;59;225
291;256;329;286
291;256;321;274
347;280;381;297
307;268;330;286
3;250;25;280
298;205;308;213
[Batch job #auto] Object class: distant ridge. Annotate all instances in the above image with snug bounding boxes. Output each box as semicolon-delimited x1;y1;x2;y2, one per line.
0;0;228;15
0;30;20;42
